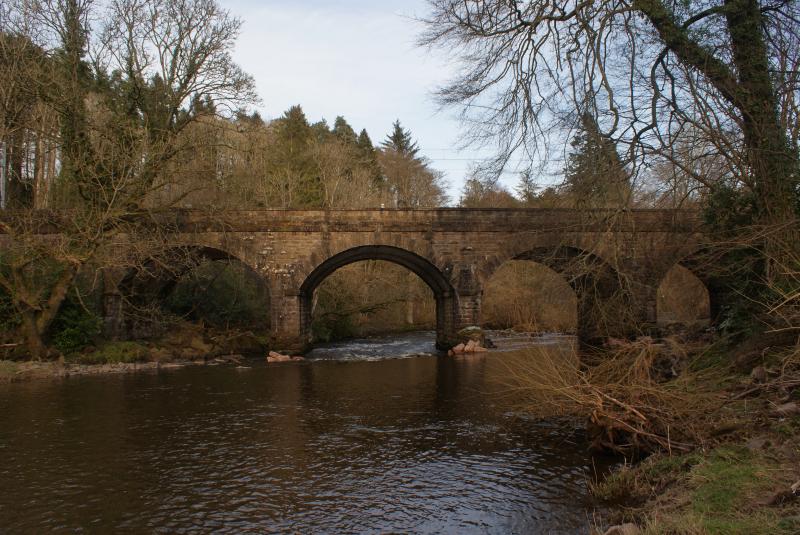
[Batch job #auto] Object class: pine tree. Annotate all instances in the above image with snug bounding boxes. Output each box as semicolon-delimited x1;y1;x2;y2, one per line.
310;119;331;141
563;113;631;208
268;105;322;207
332;116;357;144
381;120;419;157
356;129;383;184
356;129;374;154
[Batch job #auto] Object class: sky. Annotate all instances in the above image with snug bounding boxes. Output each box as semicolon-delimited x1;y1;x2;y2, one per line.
221;0;501;203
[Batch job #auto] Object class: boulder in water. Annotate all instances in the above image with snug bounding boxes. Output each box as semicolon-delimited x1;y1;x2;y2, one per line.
267;351;304;363
267;351;292;363
458;326;486;343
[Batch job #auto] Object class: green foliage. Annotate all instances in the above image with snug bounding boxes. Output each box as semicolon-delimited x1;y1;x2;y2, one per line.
312;313;357;343
332;116;357;144
164;259;270;331
381;119;419;157
563;112;631;208
72;341;147;365
0;288;20;331
268;105;324;207
49;295;102;354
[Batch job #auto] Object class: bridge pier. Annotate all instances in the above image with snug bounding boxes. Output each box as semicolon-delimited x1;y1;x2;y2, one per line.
270;292;310;353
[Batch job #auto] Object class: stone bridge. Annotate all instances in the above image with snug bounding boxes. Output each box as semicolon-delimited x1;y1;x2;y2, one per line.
102;208;712;351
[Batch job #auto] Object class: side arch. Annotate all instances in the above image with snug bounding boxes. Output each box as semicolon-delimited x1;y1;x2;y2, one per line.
120;245;261;299
480;245;634;340
110;244;268;338
655;263;711;327
297;245;458;349
655;243;732;326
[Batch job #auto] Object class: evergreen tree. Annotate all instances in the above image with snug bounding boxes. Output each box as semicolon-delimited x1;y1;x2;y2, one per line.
332;116;357;144
310;118;331;141
356;129;382;184
268;105;322;207
563;113;631;208
515;171;537;206
377;121;446;208
356;129;374;154
381;120;419;157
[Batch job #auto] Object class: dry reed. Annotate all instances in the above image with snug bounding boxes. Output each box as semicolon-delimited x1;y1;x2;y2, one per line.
501;338;723;455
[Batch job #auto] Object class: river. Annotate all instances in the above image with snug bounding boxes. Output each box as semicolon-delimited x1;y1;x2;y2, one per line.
0;332;612;534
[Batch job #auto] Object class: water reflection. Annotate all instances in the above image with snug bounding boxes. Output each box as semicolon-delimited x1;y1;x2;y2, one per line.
0;333;607;534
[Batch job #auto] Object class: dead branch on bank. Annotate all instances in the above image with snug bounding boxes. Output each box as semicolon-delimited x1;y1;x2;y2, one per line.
501;338;724;455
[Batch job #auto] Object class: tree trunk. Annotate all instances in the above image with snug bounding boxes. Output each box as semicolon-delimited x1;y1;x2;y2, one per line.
13;263;77;360
724;0;799;285
20;310;47;361
724;0;798;229
7;129;32;208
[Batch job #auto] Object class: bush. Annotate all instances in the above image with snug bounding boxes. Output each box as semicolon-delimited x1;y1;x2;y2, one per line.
50;297;102;354
164;260;270;330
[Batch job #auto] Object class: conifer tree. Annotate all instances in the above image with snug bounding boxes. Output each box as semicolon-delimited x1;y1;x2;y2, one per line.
381;120;419;157
268;105;321;207
356;129;383;184
563;113;631;208
332;116;357;144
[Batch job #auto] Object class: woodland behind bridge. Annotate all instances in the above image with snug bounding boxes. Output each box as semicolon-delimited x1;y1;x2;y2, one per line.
2;0;800;531
0;0;725;359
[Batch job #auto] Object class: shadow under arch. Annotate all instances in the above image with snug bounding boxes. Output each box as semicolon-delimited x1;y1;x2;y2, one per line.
115;245;268;337
298;245;458;350
486;245;630;340
121;245;260;299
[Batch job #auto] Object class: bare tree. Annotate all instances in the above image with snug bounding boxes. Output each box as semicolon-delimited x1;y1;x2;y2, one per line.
0;0;257;358
421;1;799;230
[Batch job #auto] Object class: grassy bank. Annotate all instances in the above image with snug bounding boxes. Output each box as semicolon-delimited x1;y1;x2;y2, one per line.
501;334;800;533
586;341;800;534
594;441;799;534
0;322;269;383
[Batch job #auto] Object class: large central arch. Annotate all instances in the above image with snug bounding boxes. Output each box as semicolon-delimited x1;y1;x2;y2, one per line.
298;245;459;349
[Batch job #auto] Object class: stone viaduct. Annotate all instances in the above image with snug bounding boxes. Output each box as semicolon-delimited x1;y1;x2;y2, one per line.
102;208;711;351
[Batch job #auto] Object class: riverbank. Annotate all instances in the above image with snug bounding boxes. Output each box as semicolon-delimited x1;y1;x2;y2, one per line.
0;353;254;383
0;322;270;383
590;340;800;534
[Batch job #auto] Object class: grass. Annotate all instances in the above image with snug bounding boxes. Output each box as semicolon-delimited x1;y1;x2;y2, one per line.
690;447;767;522
595;445;800;534
0;360;20;379
69;341;148;365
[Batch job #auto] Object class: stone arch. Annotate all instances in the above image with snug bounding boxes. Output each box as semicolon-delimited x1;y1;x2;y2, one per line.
297;245;458;349
480;245;632;340
121;245;262;298
655;246;723;325
481;259;578;333
655;263;711;327
110;244;268;338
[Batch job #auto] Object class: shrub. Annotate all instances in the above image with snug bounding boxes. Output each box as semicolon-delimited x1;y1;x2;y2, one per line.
50;297;102;354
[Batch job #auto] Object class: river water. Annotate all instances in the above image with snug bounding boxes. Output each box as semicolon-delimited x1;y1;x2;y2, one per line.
0;332;610;534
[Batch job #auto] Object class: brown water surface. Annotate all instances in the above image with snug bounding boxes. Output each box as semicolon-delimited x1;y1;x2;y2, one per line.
0;332;609;534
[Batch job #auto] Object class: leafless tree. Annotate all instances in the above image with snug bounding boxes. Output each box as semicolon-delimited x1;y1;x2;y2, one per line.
421;1;799;230
0;0;258;358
